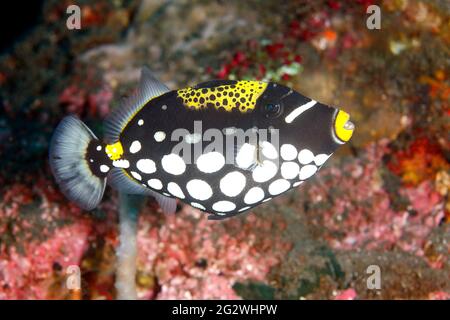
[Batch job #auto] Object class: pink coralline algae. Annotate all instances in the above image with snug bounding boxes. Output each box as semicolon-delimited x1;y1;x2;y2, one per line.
0;222;91;299
305;140;445;262
0;176;292;300
136;207;291;300
334;288;357;300
0;180;92;299
428;291;450;300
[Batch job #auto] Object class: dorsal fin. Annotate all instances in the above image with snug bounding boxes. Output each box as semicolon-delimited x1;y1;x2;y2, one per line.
104;66;170;143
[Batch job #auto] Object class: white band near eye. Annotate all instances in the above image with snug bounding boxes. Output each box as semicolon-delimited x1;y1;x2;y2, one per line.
284;100;317;123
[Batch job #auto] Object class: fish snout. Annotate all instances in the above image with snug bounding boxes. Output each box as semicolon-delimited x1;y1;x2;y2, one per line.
333;109;354;143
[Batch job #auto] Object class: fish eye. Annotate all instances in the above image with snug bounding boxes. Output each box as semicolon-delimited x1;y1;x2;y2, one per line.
264;103;282;118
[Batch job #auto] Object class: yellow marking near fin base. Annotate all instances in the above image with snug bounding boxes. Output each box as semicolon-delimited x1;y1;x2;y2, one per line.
334;110;354;142
105;141;124;160
177;81;267;113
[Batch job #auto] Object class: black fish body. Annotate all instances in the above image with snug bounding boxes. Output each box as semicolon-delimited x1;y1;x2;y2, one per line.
49;67;354;219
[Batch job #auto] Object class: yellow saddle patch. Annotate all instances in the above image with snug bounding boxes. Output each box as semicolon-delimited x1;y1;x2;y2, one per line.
177;81;267;113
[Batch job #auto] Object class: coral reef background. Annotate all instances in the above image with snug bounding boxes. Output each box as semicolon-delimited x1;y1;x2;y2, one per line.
0;0;448;299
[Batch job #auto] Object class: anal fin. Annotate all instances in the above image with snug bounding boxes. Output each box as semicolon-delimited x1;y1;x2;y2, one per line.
108;168;152;196
148;191;176;214
108;168;176;214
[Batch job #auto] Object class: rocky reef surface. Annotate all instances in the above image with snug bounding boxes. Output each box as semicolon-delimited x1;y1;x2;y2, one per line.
0;0;448;299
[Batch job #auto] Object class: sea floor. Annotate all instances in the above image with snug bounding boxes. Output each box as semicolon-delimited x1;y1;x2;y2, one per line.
0;0;448;299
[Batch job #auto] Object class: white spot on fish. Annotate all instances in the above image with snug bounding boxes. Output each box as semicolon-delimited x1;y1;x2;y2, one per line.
298;149;314;165
113;159;130;168
154;131;166;142
96;145;102;151
314;153;331;166
197;152;225;173
299;165;317;180
252;160;278;183
280;144;297;161
261;141;278;159
136;159;156;174
138;119;144;126
236;143;257;169
185;133;201;144
212;201;236;213
100;165;109;173
167;182;184;199
293;181;304;187
130;140;141;154
90;159;94;163
186;179;212;200
239;206;251;212
130;171;142;181
244;187;265;205
220;171;246;197
147;178;163;190
281;162;300;179
191;202;206;210
161;154;186;175
223;127;237;135
268;179;290;195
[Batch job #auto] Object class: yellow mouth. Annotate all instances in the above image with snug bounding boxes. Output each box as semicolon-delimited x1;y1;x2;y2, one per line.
334;110;354;142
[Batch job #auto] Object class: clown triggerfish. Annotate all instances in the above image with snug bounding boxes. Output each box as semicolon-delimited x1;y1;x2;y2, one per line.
49;67;354;220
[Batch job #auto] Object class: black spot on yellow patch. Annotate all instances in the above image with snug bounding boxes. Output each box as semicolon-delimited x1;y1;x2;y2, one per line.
177;80;267;112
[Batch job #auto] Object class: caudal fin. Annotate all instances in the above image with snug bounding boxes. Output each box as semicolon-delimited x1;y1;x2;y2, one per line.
49;116;106;210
